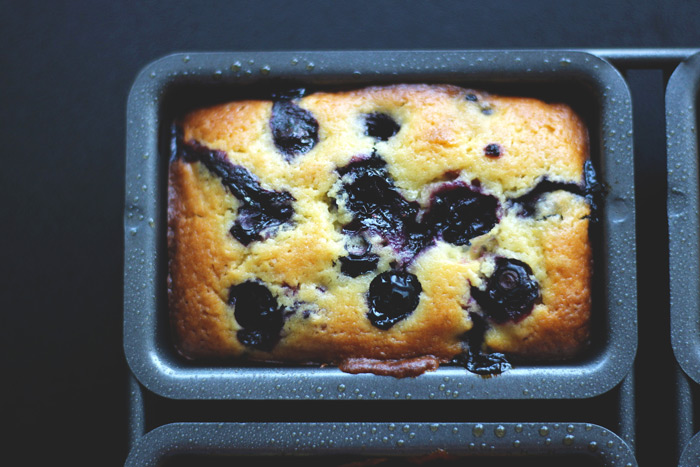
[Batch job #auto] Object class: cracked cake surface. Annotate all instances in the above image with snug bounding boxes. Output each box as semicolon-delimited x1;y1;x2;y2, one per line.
167;84;593;374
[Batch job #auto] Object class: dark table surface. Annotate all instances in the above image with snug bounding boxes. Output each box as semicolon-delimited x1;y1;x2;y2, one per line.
4;1;700;465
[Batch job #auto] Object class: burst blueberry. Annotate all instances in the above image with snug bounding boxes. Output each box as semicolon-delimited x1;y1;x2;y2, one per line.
338;154;420;241
339;235;379;277
229;281;284;350
178;139;295;245
270;100;319;160
453;313;512;375
335;157;500;264
424;183;499;246
509;178;582;217
365;112;400;141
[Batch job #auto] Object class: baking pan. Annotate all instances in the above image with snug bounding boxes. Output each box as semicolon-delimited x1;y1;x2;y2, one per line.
667;51;700;467
680;432;700;467
124;421;637;467
124;50;637;400
668;51;700;385
675;366;696;467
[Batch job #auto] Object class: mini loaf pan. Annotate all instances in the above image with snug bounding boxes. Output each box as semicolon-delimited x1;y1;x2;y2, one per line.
667;51;700;385
680;432;700;467
124;421;638;466
124;50;637;400
676;367;698;467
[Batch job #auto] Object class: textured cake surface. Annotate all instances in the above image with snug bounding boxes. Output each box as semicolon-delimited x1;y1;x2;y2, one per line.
167;84;592;372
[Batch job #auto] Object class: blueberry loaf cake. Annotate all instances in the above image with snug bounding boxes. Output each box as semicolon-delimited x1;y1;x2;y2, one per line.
168;84;594;376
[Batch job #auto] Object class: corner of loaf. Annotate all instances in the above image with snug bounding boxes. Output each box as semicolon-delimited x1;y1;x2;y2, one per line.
167;83;595;377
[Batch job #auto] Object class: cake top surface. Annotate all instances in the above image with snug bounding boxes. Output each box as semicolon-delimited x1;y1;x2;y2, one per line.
167;84;593;375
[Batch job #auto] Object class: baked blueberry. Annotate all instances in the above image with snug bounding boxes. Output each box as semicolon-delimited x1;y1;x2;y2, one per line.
365;112;400;141
339;254;379;277
229;281;283;350
510;178;581;217
271;88;307;100
471;258;540;323
453;349;512;375
178;139;294;245
270;100;319;160
338;154;420;242
583;159;602;222
424;183;499;245
339;235;379;277
236;329;278;351
367;270;422;330
454;312;512;375
484;143;502;157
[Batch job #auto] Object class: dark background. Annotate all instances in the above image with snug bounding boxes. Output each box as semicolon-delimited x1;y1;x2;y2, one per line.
3;1;700;465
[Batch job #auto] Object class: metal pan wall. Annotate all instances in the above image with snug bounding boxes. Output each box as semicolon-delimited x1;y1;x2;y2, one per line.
667;51;700;467
125;370;637;467
125;423;637;466
124;50;637;401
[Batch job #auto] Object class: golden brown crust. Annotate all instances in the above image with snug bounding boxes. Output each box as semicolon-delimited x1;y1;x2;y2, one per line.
482;191;592;358
167;84;592;367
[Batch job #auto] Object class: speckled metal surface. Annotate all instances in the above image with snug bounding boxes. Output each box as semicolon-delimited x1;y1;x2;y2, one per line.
124;420;638;467
668;52;700;384
667;51;700;467
124;50;637;402
680;430;700;467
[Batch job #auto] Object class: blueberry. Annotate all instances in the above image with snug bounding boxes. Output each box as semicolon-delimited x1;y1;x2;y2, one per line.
465;93;478;102
484;143;502;157
364;112;400;141
230;196;293;246
339;253;379;277
424;183;499;245
471;258;539;323
453;312;511;375
367;270;422;330
453;349;512;375
229;281;283;349
583;159;602;222
271;88;307;100
178;139;295;245
338;154;420;241
270;100;319;160
236;329;278;351
509;178;581;217
339;235;379;277
335;158;499;265
440;170;461;182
